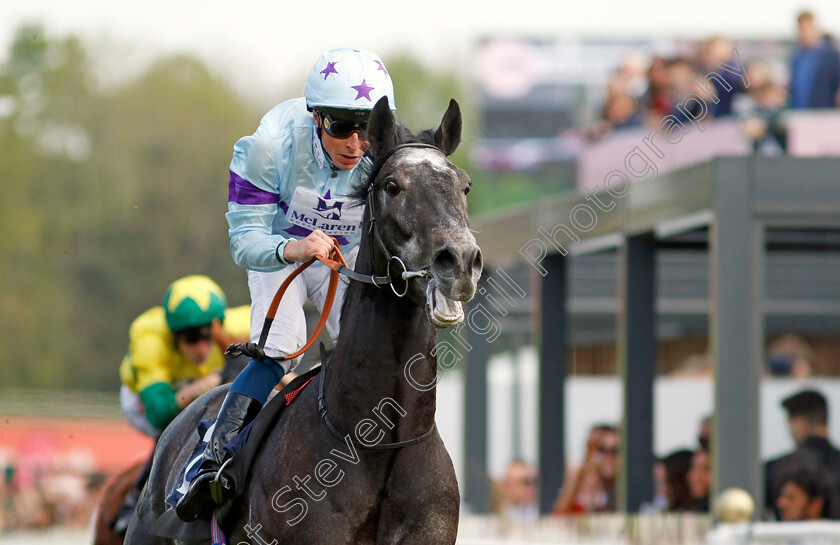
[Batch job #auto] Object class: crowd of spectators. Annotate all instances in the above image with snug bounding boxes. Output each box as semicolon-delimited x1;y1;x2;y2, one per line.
0;449;106;532
765;389;840;521
494;389;840;524
596;11;840;155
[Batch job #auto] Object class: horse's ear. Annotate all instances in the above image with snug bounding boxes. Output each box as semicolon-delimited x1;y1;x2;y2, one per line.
368;96;395;157
433;99;462;156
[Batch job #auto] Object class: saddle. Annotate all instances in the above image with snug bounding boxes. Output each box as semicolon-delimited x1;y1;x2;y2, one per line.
153;364;322;540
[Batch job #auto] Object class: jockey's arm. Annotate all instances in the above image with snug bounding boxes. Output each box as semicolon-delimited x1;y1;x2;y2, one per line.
175;373;223;409
139;374;223;430
138;383;181;430
140;373;222;429
227;132;293;271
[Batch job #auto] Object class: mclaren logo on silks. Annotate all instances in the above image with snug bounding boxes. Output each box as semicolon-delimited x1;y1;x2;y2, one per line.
314;198;342;220
285;187;363;236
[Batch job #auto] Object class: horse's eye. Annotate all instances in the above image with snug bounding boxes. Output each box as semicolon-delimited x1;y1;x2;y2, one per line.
385;181;400;196
464;185;471;196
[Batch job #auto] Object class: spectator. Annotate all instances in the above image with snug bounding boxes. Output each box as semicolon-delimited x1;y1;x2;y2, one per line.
687;447;711;511
602;91;642;131
499;460;539;520
643;56;673;119
663;449;695;511
667;57;698;111
776;466;837;521
644;458;669;512
597;68;644;134
553;424;619;514
789;11;840;109
765;334;815;377
733;61;788;154
698;415;712;451
617;51;650;101
765;389;840;518
697;36;748;117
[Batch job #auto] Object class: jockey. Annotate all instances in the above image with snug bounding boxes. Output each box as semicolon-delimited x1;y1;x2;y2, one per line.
175;48;395;521
114;275;249;532
119;275;250;438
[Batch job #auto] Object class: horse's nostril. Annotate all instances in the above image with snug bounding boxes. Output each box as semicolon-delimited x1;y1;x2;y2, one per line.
472;248;483;273
433;248;458;276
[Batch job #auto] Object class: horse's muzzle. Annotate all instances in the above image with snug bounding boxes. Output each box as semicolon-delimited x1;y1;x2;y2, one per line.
430;242;483;301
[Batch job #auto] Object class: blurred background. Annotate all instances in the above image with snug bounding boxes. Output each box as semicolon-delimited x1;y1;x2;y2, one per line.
3;0;840;543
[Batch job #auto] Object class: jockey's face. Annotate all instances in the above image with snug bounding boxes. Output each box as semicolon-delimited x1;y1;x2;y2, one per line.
314;112;369;170
178;336;213;364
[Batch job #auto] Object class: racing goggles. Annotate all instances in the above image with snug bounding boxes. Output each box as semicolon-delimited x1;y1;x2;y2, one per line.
318;111;368;139
176;325;212;344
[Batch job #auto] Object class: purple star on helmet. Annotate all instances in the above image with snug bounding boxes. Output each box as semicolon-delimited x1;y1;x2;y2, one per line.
320;61;338;80
351;79;374;101
374;60;389;76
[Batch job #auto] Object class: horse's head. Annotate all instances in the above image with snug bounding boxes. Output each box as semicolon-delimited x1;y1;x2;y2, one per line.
361;96;482;328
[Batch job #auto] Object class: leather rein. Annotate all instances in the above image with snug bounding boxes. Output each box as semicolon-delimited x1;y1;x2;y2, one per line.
227;143;445;450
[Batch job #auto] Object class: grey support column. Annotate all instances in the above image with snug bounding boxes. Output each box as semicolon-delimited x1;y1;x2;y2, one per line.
538;254;567;514
618;234;657;512
709;158;764;514
463;275;492;514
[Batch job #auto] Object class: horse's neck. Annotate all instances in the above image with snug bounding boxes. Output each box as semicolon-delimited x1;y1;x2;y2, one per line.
325;247;438;438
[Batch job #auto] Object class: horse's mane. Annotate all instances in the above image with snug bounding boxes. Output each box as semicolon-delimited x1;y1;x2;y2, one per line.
348;122;438;202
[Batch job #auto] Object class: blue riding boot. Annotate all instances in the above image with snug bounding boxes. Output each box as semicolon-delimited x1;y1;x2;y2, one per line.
175;391;262;521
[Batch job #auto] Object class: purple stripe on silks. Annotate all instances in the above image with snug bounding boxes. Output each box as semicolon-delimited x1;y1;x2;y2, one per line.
228;170;278;205
279;201;288;214
283;225;314;238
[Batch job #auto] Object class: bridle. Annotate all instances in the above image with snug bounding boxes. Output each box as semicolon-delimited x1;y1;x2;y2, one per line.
227;142;448;449
361;143;446;296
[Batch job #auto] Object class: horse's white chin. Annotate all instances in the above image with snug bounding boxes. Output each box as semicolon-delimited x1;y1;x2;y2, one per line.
426;279;464;329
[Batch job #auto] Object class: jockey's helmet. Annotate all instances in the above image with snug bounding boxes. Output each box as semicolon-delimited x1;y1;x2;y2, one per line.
162;275;227;332
305;48;396;118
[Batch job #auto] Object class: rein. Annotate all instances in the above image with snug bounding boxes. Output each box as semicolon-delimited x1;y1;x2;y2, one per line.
226;142;448;449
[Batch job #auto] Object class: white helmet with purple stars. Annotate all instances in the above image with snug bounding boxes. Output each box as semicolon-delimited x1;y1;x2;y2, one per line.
305;48;396;113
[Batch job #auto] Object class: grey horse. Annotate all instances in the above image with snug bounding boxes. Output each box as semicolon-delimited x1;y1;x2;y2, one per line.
125;96;482;545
